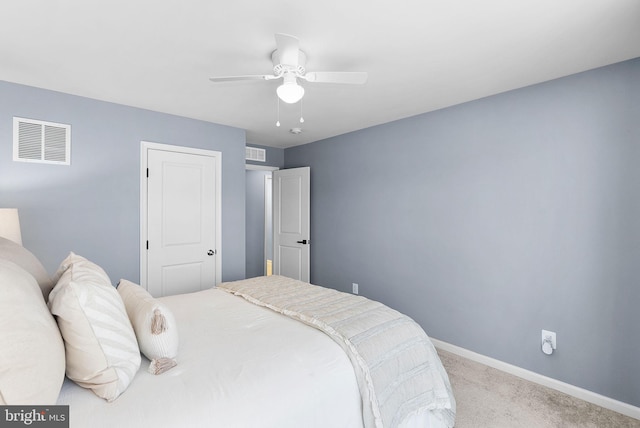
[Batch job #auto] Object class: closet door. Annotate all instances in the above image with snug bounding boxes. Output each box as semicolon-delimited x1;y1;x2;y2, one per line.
141;142;221;296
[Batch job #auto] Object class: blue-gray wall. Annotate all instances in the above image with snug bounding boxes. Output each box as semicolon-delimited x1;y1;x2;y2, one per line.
285;58;640;407
0;81;247;283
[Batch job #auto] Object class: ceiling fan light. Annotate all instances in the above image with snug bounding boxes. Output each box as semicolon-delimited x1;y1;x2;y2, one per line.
277;81;305;104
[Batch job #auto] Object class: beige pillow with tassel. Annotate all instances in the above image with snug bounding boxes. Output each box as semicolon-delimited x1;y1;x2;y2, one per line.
117;279;179;374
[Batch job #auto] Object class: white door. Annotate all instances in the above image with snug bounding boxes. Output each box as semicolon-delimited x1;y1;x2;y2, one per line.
273;167;310;282
141;142;221;297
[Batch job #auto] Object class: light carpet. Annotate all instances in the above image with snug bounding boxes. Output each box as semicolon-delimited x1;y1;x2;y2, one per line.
437;349;640;428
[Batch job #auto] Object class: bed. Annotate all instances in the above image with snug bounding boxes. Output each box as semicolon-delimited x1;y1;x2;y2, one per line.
0;237;455;428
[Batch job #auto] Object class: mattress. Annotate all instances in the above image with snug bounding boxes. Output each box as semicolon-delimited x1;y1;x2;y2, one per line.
56;287;446;428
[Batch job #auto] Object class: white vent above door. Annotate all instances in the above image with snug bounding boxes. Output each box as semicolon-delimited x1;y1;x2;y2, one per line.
13;117;71;165
245;146;266;162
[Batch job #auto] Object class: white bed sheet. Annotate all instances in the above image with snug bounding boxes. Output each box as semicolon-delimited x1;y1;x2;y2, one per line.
57;288;362;427
56;288;444;428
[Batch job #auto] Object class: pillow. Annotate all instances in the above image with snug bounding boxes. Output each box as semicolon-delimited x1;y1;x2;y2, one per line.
51;251;88;284
117;279;179;374
48;254;141;402
0;236;54;300
0;260;66;404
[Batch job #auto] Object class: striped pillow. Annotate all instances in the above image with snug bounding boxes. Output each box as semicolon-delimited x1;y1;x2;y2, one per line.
48;254;141;402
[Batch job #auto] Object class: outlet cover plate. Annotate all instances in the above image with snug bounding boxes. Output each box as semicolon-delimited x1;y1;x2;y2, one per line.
542;329;557;349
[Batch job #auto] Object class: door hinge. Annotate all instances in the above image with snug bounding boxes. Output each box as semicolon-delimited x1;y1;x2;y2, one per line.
146;168;149;178
146;240;149;250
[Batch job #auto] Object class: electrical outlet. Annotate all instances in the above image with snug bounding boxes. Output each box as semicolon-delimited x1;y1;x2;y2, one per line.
352;283;359;295
542;330;557;349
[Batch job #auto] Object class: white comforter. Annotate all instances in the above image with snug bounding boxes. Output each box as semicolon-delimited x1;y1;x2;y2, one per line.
57;288;363;428
57;282;451;428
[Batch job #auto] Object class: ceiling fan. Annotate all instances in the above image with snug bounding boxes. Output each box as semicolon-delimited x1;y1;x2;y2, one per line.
209;33;368;104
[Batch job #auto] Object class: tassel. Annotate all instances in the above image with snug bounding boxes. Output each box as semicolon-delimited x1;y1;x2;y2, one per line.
151;309;167;335
149;358;177;375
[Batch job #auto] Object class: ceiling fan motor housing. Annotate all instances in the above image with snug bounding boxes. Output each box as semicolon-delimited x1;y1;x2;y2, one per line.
272;49;306;76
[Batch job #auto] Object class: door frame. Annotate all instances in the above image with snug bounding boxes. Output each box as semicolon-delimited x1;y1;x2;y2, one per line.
245;164;279;276
140;141;222;290
263;174;273;276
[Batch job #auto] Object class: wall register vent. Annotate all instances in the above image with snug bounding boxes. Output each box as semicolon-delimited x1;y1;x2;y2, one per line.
245;146;266;162
13;117;71;165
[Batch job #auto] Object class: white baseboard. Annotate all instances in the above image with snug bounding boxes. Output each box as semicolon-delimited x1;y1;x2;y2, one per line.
431;338;640;421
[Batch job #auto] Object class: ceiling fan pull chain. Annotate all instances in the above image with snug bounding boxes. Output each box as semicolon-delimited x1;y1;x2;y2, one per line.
276;96;281;127
299;99;304;123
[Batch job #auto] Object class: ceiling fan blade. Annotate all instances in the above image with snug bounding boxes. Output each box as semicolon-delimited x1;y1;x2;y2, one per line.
303;71;368;84
209;74;278;83
274;33;300;67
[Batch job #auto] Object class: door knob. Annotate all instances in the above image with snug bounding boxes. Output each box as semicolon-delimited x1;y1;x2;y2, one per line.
296;240;309;245
207;249;215;256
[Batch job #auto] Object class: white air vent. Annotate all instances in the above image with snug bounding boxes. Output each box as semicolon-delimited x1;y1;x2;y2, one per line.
245;146;266;162
13;117;71;165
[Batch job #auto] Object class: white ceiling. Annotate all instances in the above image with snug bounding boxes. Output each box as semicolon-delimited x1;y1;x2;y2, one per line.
1;1;639;149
